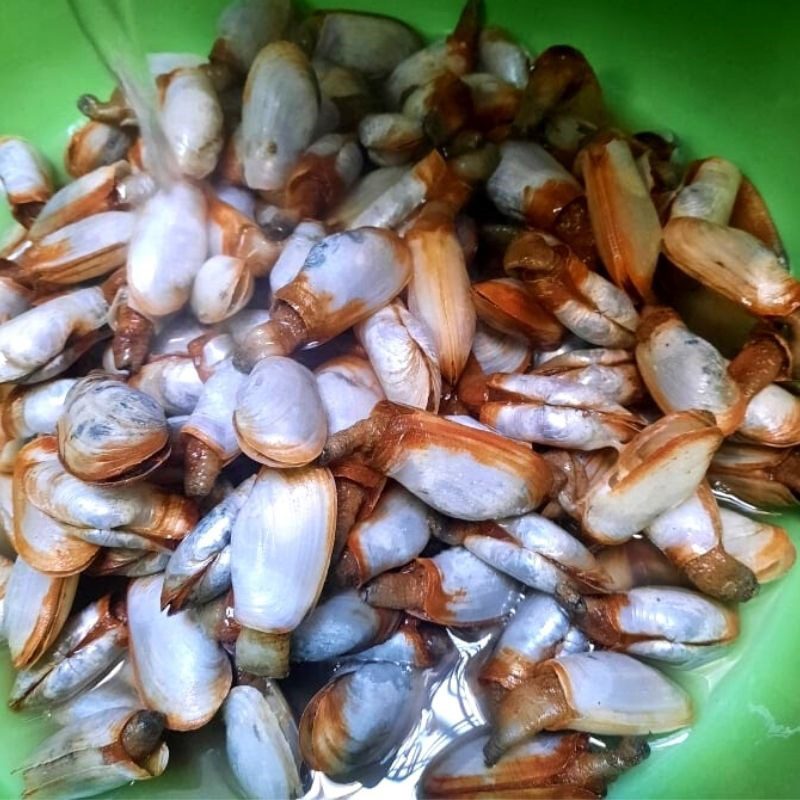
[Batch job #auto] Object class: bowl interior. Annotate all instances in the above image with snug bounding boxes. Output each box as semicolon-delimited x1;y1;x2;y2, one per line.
1;0;799;797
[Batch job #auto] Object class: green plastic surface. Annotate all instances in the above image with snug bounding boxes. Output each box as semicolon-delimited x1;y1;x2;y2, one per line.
1;0;799;797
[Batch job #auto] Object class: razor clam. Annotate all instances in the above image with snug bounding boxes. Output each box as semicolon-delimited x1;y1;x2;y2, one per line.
578;137;661;299
182;359;245;496
224;683;303;800
421;729;648;800
127;573;232;730
479;592;587;705
0;136;53;225
190;255;254;324
20;708;168;800
10;595;127;710
581;411;724;544
355;300;441;412
364;546;521;626
484;651;693;765
719;508;796;583
406;204;476;383
234;356;327;467
315;355;385;435
299;661;428;780
291;589;400;663
568;586;739;666
241;41;319;191
636;306;745;434
4;556;78;669
646;483;759;602
487;141;582;229
65;121;133;179
322;401;553;520
334;482;439;587
161;475;254;611
128;355;203;415
231;466;335;675
57;375;170;484
236;227;412;369
211;0;291;73
269;220;326;293
160;66;224;179
0;286;108;384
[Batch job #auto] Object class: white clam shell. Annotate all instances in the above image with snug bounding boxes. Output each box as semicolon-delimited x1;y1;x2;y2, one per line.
214;0;292;72
739;383;800;447
4;378;76;438
719;508;796;583
479;27;530;88
670;157;742;225
127;573;232;731
191;255;254;324
129;356;203;416
646;487;719;565
231;466;335;632
315;356;384;435
269;220;326;293
234;356;327;467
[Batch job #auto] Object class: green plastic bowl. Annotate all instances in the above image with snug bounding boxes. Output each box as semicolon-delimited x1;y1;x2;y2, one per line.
1;0;799;797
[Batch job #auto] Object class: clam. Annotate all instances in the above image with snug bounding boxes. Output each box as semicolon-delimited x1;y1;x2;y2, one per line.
464;73;522;132
504;230;639;348
738;382;800;447
569;586;739;666
161;475;255;611
0;276;31;325
0;378;76;440
126;181;208;319
4;556;78;669
478;593;587;705
636;306;746;434
355;300;441;412
321;401;553;520
306;10;422;80
299;661;427;779
231;466;335;675
478;26;530;89
127;573;232;731
190;255;254;324
662;216;800;316
421;729;649;800
269;220;326;293
481;373;642;451
471;322;532;374
401;73;471;146
719;508;796;583
646;483;758;602
595;538;686;592
484;651;692;765
471;278;565;350
487;141;582;229
730;174;786;260
582;411;723;544
128;356;204;415
9;595;127;711
224;684;303;800
334;482;439;588
241;41;319;191
159;66;224;179
0;286;108;384
0;136;53;225
359;113;426;166
236;228;412;369
211;0;291;73
457;511;610;598
291;589;400;663
348;616;452;668
65;121;133;179
234;356;327;467
182;359;245;496
19;708;168;800
315;355;385;435
577;137;661;299
91;549;171;578
364;546;521;626
57;375;170;483
670;157;742;224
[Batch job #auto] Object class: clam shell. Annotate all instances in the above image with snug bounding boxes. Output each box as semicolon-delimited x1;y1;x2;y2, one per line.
190;255;254;324
315;355;385;435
